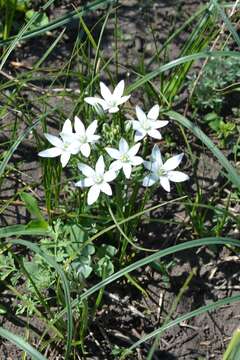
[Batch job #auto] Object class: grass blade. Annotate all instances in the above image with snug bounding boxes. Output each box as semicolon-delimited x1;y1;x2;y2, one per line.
223;329;240;360
0;119;40;179
0;0;117;47
212;0;240;48
0;108;57;179
123;294;240;357
127;50;240;94
0;327;47;360
167;110;240;189
9;239;73;359
0;0;55;70
0;224;49;239
53;237;240;324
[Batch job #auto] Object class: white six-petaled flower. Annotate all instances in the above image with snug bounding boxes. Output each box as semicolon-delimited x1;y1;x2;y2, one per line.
132;105;169;142
105;138;143;179
84;80;130;113
71;116;100;157
38;119;80;167
143;145;189;192
75;156;117;205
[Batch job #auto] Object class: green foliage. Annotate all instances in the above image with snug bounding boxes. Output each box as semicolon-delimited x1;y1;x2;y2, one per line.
203;112;236;148
0;0;49;40
20;192;46;222
191;56;240;113
0;0;29;39
223;329;240;360
0;251;16;281
25;9;49;29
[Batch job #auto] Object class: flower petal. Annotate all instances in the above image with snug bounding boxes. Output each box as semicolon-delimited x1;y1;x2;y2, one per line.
89;135;100;142
131;121;141;130
134;130;145;142
117;95;131;105
131;156;143;166
168;171;189;182
127;142;141;157
75;178;95;187
86;120;98;137
142;174;157;187
122;163;132;179
136;105;147;123
80;143;91;157
78;163;95;177
100;82;112;101
154;120;169;129
113;80;125;98
74;116;85;134
109;106;119;113
38;147;62;158
105;147;120;159
100;182;112;195
143;160;153;171
104;169;117;182
95;155;105;175
147;104;159;121
160;176;171;192
67;141;81;155
62;119;72;134
44;134;63;148
119;138;129;153
148;129;162;140
109;160;122;172
84;97;108;110
87;184;100;205
163;153;184;171
151;145;163;165
60;152;71;167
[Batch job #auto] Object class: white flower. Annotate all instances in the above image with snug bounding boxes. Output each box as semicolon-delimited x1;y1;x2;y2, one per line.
75;156;117;205
72;116;100;157
84;80;130;113
38;119;80;167
132;105;169;142
143;145;189;192
105;138;143;179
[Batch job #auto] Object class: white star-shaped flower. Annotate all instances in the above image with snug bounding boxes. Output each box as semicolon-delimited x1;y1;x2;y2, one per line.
75;156;117;205
38;119;80;167
105;138;143;179
71;116;100;158
132;105;169;142
84;80;130;113
142;145;189;192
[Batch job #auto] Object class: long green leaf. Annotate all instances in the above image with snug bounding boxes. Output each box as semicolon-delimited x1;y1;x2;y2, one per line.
0;327;47;360
0;108;56;179
127;50;240;94
167;110;240;189
9;239;73;359
53;237;240;325
20;192;45;222
212;0;240;48
0;0;117;47
223;329;240;360
79;237;240;301
0;224;49;239
0;0;55;70
0;119;40;178
123;294;240;357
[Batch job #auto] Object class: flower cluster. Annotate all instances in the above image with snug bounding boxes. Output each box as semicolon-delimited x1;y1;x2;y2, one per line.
39;80;189;205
